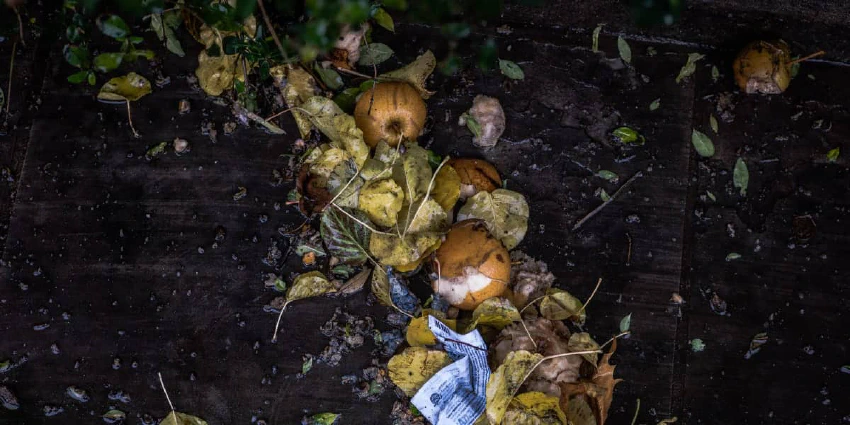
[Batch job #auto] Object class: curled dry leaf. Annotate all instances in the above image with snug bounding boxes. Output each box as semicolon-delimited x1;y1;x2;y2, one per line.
330;24;368;69
335;268;370;296
301;96;370;168
463;297;521;333
379;50;437;99
504;392;568;425
387;347;453;397
560;340;622;425
297;164;332;216
457;189;529;250
486;350;545;424
358;178;405;227
196;51;237;96
159;411;209;425
465;95;506;149
539;288;586;325
97;72;151;102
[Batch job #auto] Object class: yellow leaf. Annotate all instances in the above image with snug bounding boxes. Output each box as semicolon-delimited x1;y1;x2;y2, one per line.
394;239;441;273
369;232;440;267
274;65;317;139
392;144;432;204
300;96;369;168
373;141;400;165
287;271;336;304
486;350;544;424
359;158;392;181
504;392;568;425
195;50;238;96
406;311;457;347
464;297;521;333
398;198;448;235
432;165;461;212
387;347;452;396
457;189;529;250
309;147;350;179
567;332;600;365
358;178;404;227
97;72;151;102
539;289;586;325
379;50;437;99
159;411;209;425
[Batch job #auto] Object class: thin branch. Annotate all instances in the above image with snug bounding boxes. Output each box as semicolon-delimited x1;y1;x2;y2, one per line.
519;350;603;386
256;0;291;67
6;40;17;118
789;50;826;65
157;372;176;414
576;277;602;316
600;331;631;350
271;300;289;342
573;171;643;231
625;232;633;266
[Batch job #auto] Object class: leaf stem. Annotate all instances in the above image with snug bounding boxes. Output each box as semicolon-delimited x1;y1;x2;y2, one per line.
630;398;641;425
519;350;603;387
271;300;289;342
157;372;176;414
576;277;602;316
331;204;395;235
126;100;140;138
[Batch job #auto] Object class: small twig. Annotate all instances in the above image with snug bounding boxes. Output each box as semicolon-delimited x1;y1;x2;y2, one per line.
14;7;26;47
6;40;17;118
630;398;641;425
256;0;291;67
126;100;140;138
443;338;487;352
157;372;176;414
600;331;631;350
271;301;289;342
625;232;633;266
519;350;603;386
576;278;602;316
573;171;643;231
789;50;826;65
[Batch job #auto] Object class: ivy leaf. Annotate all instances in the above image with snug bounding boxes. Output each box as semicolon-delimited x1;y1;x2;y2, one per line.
372;7;395;32
457;189;529;250
619;313;632;333
319;207;372;266
159;411;209;425
676;53;705;84
93;53;124;73
617;36;632;63
591;24;603;53
827;147;840;163
498;59;524;80
691;129;715;158
97;15;130;40
359;43;394;66
313;63;344;90
733;157;749;196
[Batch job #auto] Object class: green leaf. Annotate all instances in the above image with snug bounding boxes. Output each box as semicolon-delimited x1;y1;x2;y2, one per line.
617;36;632;63
130;49;156;60
313;64;344;90
733;158;749;196
619;313;632;333
319;207;372;266
146;141;168;158
97;14;131;40
93;53;124;73
711;65;720;82
333;87;361;113
159;411;209;425
599;188;610;201
128;35;144;44
612;127;645;145
498;59;524;80
166;35;185;57
372;7;394;32
827;147;840;163
150;13;166;40
691;129;715;158
596;170;618;182
676;53;705;84
302;356;313;374
591;24;603;53
710;115;719;134
706;191;716;202
67;70;89;84
725;252;741;261
63;44;90;69
461;112;482;139
649;98;660;111
87;72;96;85
358;43;394;66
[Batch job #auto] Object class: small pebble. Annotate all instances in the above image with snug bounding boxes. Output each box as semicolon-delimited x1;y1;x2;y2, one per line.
0;385;20;410
43;405;64;417
67;386;90;402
